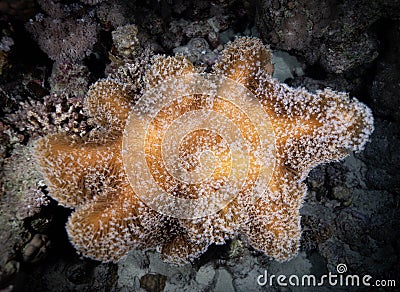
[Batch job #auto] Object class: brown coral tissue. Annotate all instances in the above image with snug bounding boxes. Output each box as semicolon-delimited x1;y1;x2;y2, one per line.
34;37;374;265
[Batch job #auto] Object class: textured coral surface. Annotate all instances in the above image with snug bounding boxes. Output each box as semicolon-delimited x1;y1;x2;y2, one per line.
34;37;373;265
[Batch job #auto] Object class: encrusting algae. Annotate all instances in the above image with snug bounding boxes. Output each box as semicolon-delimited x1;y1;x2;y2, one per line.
34;37;374;265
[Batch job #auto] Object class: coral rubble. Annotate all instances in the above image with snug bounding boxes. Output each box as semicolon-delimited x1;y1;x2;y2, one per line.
25;0;98;63
256;0;400;73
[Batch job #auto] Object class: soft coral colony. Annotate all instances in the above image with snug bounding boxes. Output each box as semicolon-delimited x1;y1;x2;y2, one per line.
34;37;373;264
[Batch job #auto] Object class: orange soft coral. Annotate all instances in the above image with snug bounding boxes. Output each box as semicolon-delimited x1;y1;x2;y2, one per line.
34;37;373;264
